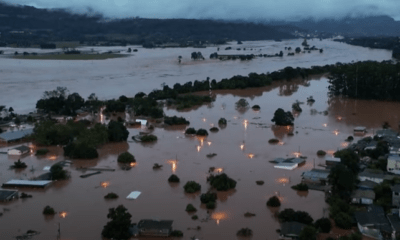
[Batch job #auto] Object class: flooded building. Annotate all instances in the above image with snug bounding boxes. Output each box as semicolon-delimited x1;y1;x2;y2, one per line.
354;205;393;239
0;129;33;143
8;145;30;155
387;155;400;175
279;221;307;239
137;220;173;237
325;156;341;166
0;189;18;202
301;169;330;185
358;169;395;184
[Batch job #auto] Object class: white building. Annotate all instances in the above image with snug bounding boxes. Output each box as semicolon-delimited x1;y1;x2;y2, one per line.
387;155;400;175
8;146;31;155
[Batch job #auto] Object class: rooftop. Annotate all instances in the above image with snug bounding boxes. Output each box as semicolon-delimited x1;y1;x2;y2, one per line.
357;180;378;189
0;129;33;142
302;169;330;180
351;189;375;199
13;145;30;152
2;180;52;188
354;205;392;233
376;129;398;137
280;221;307;236
138;220;173;230
392;184;400;193
0;189;18;201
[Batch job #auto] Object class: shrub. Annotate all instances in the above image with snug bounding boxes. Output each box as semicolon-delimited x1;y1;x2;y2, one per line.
102;205;132;240
299;226;317;240
271;108;294;126
20;193;32;198
256;181;264;185
207;173;237;191
43;206;55;215
183;181;201;193
292;102;302;112
317;150;326;156
36;148;49;155
11;159;27;169
164;116;190;125
278;208;313;225
107;120;129;142
168;174;180;183
209;127;219;132
140;134;158;142
244;212;256;217
218;118;227;125
170;230;183;237
237;228;253;236
104;193;119;199
267;196;281;207
185;204;197;212
235;99;249;109
200;192;217;204
196;129;208;136
191;215;198;220
314;217;332;233
185;128;196;134
291;183;309;191
206;201;216;209
346;136;354;142
268;138;280;144
334;212;352;229
117;152;135;163
252;105;261;110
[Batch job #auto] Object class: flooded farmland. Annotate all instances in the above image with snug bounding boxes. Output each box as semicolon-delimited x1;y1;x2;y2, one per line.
0;39;397;240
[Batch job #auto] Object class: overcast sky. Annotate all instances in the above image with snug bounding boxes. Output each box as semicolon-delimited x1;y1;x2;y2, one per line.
3;0;400;21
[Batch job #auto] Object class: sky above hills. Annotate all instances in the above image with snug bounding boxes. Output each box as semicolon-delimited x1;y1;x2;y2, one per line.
3;0;400;21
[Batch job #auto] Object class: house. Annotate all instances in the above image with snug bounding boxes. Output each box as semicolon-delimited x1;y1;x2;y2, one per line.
0;129;34;143
271;158;305;170
325;156;341;166
354;126;367;134
392;185;400;207
387;211;400;239
351;189;375;205
387;155;400;175
354;205;393;240
137;219;173;237
358;169;395;184
357;180;378;190
0;189;18;202
301;169;330;185
8;145;31;155
2;180;52;188
376;129;398;138
280;221;307;239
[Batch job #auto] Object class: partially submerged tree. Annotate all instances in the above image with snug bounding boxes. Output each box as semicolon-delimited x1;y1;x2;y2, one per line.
267;196;281;207
183;181;201;193
50;164;68;180
43;206;56;215
102;205;132;240
118;152;136;164
207;173;236;191
168;174;180;183
271;108;294;126
11;159;27;169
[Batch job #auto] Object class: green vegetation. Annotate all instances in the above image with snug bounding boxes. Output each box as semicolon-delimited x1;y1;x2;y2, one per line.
102;205;132;240
11;159;27;169
244;212;256;217
107;121;129;142
218;118;227;125
35;148;49;156
209;127;219;132
168;174;180;183
50;164;68;180
373;181;392;211
236;228;253;237
20;193;32;198
196;129;208;136
200;192;217;204
268;138;280;144
278;208;313;225
117;152;135;164
252;105;261;110
191;215;198;220
256;181;264;185
170;230;183;237
185;204;197;212
207;173;237;191
174;95;213;110
183;181;201;193
64;142;98;159
164;116;190;125
14;53;127;60
299;226;317;240
235;99;249;109
317;150;326;156
291;183;309;191
292;102;302;112
140;134;158;142
185;128;196;134
271;108;294;126
266;196;281;207
104;193;119;199
206;201;216;209
333;212;353;229
314;217;332;233
43;206;55;215
328;197;354;229
346;136;354;142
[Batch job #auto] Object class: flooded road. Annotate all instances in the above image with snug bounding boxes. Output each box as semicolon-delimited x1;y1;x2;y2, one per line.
0;39;392;113
2;73;400;239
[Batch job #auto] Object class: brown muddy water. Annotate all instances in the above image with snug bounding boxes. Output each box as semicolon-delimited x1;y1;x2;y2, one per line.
0;38;392;113
2;75;400;239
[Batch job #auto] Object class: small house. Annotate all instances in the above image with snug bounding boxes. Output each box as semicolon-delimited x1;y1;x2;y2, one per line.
137;219;173;237
0;189;18;202
8;145;31;155
280;221;307;239
301;169;330;185
354;126;367;134
387;155;400;175
376;129;398;138
358;169;395;184
354;205;393;239
325;156;341;166
392;185;400;207
351;189;375;205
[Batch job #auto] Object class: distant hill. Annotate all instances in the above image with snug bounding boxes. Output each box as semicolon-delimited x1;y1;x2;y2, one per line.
270;15;400;37
0;2;296;46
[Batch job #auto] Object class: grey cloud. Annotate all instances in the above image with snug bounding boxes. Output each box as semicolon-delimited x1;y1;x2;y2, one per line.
4;0;400;20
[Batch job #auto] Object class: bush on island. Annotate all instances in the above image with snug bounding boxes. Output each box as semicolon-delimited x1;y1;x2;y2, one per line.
196;129;208;136
185;128;196;135
252;105;261;110
207;173;236;191
209;127;219;132
117;152;135;163
218;118;227;125
267;196;281;207
200;192;217;204
268;139;280;144
104;193;119;199
317;150;326;156
185;204;197;212
291;183;309;191
43;206;55;215
168;174;180;183
140;134;158;142
183;181;201;193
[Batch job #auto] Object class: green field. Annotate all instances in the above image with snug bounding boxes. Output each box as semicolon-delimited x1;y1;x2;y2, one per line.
13;53;128;60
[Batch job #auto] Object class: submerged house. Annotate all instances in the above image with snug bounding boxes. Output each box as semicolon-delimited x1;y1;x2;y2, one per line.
301;169;330;185
0;129;33;143
137;219;173;237
0;189;18;202
279;221;307;239
8;145;31;155
358;169;395;184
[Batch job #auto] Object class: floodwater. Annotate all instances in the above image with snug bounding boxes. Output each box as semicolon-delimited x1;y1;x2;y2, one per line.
0;40;397;240
0;38;392;113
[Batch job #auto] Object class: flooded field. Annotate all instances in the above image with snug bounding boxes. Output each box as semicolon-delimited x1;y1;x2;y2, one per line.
2;74;400;239
0;39;392;113
0;40;396;240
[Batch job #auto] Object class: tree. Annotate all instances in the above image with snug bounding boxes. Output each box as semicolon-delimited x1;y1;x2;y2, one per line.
183;181;201;193
267;196;281;207
314;218;331;233
8;107;14;113
328;164;356;193
50;164;68;180
101;205;132;240
168;174;180;183
278;209;313;225
271;108;294;126
63;142;98;159
299;226;317;240
334;212;352;229
207;173;236;191
108;121;129;142
117;152;135;163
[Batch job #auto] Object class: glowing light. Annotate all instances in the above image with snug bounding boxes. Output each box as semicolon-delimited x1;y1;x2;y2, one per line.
48;156;57;160
211;212;227;225
327;150;335;156
233;116;238;119
240;144;245;150
243;120;248;130
215;168;223;173
278;141;285;146
323;123;327;127
276;177;290;184
333;130;339;136
101;182;109;188
197;146;201;152
293;152;301;158
130;162;136;167
167;160;177;173
59;211;67;218
341;142;349;148
207;141;212;146
202;118;207;122
248;154;254;159
337;116;342;121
